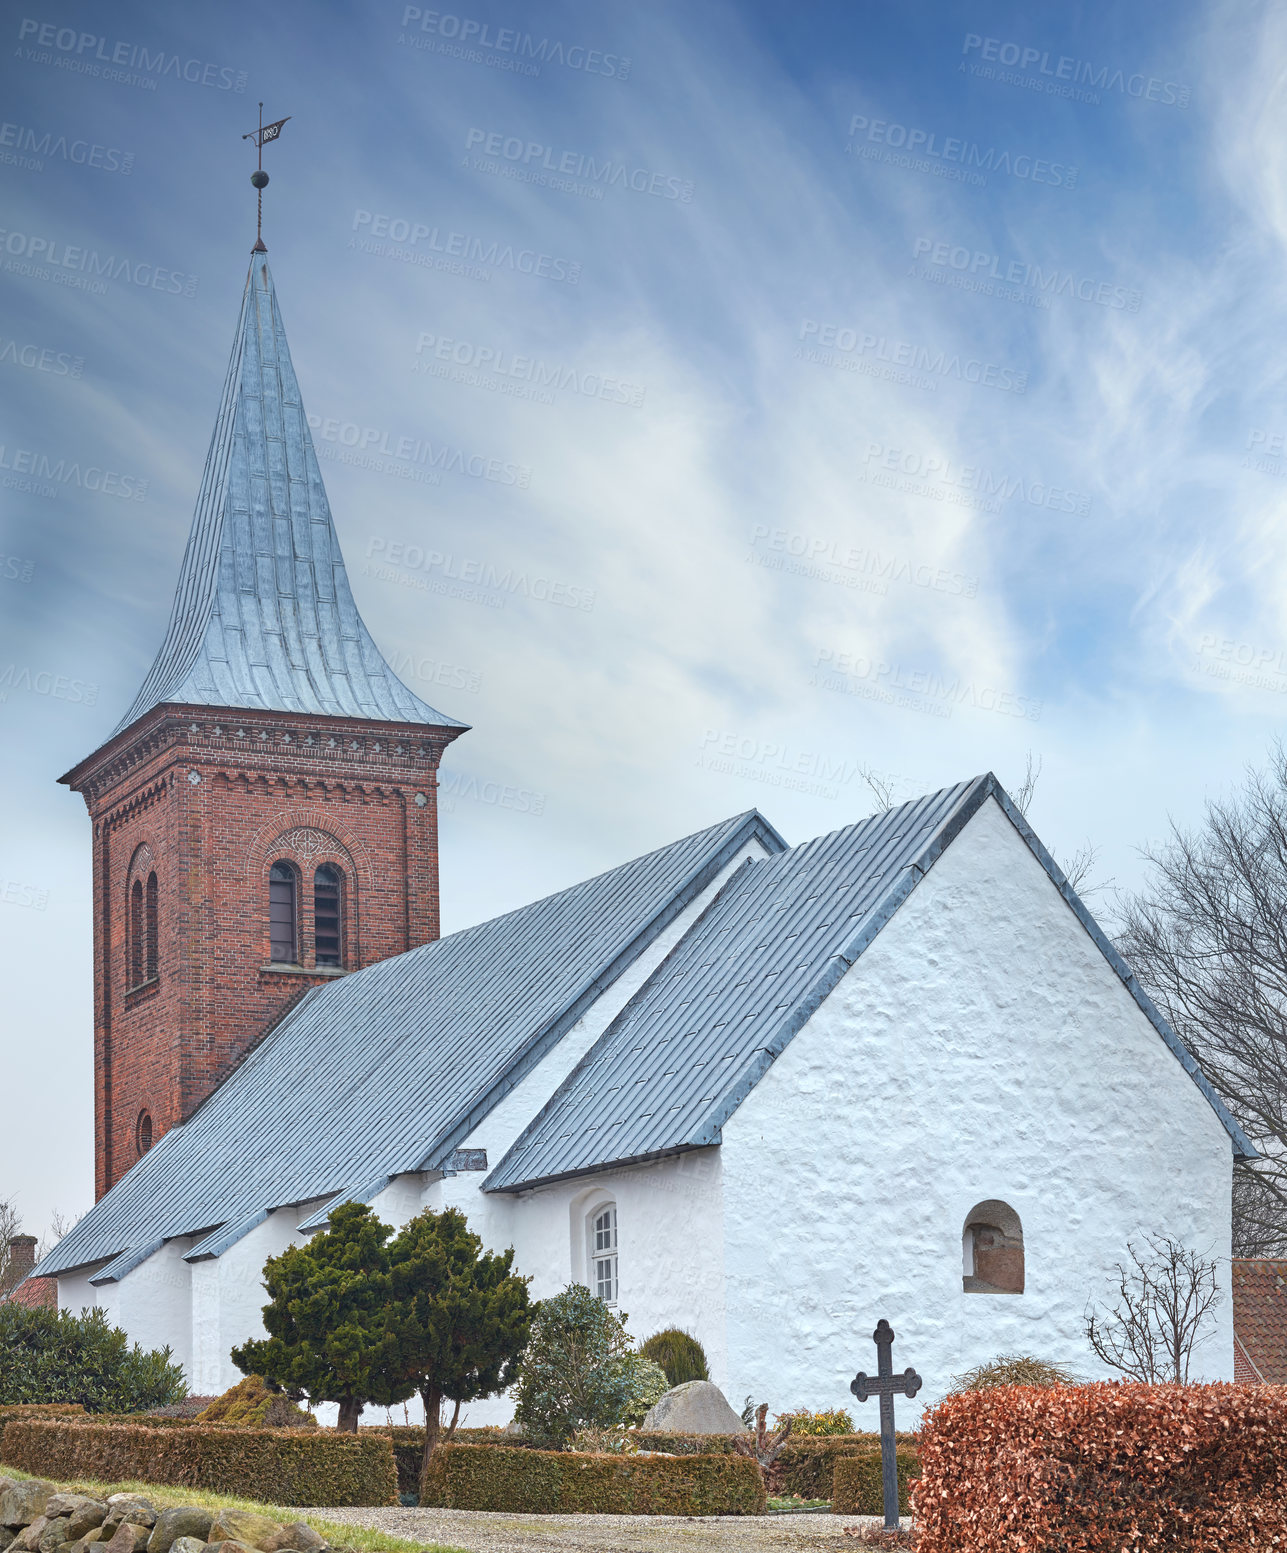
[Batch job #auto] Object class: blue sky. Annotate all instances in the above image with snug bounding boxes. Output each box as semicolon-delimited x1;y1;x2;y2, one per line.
2;0;1284;1240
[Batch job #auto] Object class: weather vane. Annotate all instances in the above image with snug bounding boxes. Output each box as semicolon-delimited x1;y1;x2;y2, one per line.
242;103;291;252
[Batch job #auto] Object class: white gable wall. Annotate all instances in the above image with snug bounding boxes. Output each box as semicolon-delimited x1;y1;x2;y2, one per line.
719;794;1234;1416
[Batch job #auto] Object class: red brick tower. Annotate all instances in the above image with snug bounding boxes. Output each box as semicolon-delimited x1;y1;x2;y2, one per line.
61;248;467;1199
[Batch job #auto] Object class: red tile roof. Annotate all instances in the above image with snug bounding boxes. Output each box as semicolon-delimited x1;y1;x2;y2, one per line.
1232;1258;1287;1383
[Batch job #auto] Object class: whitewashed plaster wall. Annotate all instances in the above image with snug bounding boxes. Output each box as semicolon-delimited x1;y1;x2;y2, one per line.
189;1201;331;1395
720;794;1235;1420
57;1240;195;1379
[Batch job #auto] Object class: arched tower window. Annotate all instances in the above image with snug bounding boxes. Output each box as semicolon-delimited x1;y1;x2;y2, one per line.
314;864;343;967
588;1203;618;1305
129;879;144;988
136;1110;153;1156
145;872;159;981
269;861;299;964
963;1200;1025;1294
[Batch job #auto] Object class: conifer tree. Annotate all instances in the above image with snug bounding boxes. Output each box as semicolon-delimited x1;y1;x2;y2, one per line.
387;1207;531;1469
231;1201;410;1430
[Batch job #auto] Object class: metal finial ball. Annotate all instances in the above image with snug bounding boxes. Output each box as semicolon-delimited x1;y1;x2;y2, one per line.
251;170;269;189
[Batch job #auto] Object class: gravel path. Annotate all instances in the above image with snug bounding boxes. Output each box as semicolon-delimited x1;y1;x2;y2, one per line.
310;1505;912;1553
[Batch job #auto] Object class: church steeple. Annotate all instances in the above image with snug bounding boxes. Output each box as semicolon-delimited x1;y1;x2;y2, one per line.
62;246;467;1200
114;252;465;741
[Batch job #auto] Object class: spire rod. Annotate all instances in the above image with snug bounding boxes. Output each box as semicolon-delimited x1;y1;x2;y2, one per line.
242;104;291;253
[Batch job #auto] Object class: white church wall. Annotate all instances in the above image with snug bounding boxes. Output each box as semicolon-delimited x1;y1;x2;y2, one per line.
59;1244;195;1380
189;1205;318;1395
719;793;1235;1419
440;1151;730;1428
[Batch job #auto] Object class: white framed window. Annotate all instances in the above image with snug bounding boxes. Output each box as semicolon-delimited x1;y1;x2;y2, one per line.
588;1203;618;1304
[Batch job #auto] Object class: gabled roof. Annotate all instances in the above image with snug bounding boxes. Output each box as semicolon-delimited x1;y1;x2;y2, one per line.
108;250;464;743
37;810;784;1278
487;775;1255;1192
1233;1259;1287;1383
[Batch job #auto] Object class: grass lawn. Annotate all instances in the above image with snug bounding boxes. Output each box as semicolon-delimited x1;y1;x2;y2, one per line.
0;1466;467;1553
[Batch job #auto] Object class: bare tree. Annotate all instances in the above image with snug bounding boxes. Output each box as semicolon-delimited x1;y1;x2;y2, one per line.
1009;754;1113;901
40;1207;86;1260
857;766;898;813
1084;1235;1221;1384
1116;746;1287;1255
0;1198;23;1294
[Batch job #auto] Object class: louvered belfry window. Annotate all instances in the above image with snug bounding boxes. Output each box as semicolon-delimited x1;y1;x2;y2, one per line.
145;872;159;981
314;864;342;967
269;862;298;963
129;879;144;988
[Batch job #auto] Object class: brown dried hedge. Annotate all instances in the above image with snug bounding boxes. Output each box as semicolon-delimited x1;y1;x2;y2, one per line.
0;1418;397;1508
831;1449;920;1516
915;1381;1287;1552
419;1441;766;1515
0;1405;85;1451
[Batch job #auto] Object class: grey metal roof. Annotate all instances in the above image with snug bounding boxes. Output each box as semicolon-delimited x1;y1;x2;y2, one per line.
37;809;785;1278
110;250;464;740
486;775;1256;1192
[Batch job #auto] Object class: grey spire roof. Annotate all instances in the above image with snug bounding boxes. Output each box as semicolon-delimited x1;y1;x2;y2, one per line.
111;251;464;739
36;809;785;1279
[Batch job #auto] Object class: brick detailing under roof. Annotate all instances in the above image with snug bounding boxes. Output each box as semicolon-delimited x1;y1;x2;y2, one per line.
1232;1258;1287;1383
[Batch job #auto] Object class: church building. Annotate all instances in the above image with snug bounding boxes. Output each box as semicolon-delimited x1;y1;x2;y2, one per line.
36;238;1253;1420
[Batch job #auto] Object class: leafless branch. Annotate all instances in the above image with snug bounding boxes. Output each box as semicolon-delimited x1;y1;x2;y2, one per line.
857;766;897;813
1084;1235;1221;1383
1012;753;1042;817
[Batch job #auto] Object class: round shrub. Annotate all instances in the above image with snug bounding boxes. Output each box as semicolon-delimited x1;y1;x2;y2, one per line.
196;1374;317;1427
621;1355;669;1427
512;1285;635;1448
638;1328;709;1386
949;1353;1082;1393
0;1304;186;1413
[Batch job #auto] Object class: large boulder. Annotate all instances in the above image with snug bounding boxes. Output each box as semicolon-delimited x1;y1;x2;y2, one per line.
641;1380;747;1434
207;1511;283;1552
261;1527;324;1553
101;1526;149;1553
146;1511;211;1553
0;1485;57;1531
168;1540;207;1553
59;1506;106;1543
101;1506;155;1537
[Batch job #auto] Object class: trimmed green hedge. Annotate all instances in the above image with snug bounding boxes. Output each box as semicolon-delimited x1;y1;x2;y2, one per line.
420;1442;765;1515
832;1449;921;1516
0;1418;397;1507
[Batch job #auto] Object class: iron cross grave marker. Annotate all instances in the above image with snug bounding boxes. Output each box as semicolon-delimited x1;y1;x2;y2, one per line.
850;1318;922;1530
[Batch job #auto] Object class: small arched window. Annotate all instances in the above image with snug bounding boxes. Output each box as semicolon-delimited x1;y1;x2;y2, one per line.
588;1203;618;1305
145;872;159;981
129;879;144;988
314;864;343;967
962;1200;1024;1294
136;1110;153;1156
269;861;299;964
